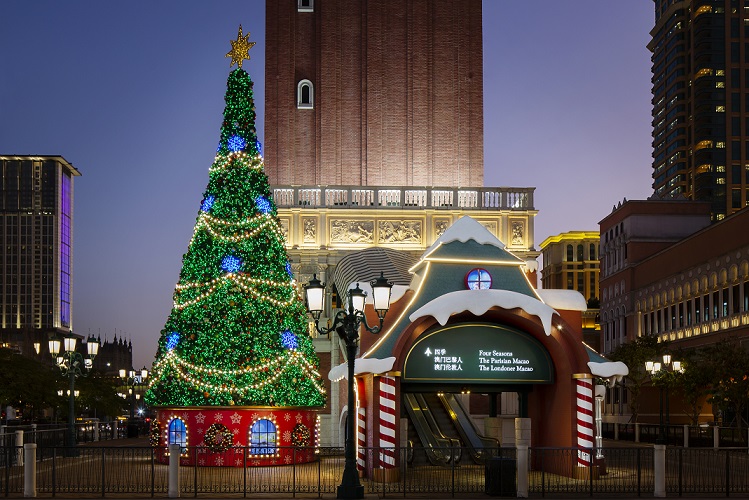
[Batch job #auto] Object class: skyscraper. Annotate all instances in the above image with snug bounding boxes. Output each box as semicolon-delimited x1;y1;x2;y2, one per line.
650;0;749;220
0;155;79;355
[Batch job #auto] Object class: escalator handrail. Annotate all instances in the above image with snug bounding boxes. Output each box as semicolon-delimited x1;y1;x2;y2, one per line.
403;393;451;466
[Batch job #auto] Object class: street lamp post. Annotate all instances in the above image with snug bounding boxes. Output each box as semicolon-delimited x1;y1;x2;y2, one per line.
304;272;393;500
119;367;149;419
645;354;683;445
48;333;99;450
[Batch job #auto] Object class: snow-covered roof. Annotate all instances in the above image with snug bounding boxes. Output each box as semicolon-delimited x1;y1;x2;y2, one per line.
588;361;629;385
423;216;505;256
536;289;588;311
408;289;558;336
328;356;396;381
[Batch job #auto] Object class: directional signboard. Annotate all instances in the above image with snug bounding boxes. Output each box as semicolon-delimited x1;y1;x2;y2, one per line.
402;323;553;384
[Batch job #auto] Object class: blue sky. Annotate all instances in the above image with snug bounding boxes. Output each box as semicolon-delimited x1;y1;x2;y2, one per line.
1;1;654;368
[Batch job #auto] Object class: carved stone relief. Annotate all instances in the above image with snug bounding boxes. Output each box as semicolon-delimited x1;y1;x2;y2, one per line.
479;221;497;236
511;220;524;246
303;218;316;243
279;218;290;242
330;220;374;244
434;219;450;238
378;220;422;243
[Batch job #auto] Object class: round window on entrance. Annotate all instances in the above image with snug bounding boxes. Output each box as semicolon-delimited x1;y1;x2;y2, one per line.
465;268;492;290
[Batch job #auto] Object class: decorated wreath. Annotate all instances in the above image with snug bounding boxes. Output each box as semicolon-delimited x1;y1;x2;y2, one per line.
291;423;310;447
149;420;161;447
204;423;234;452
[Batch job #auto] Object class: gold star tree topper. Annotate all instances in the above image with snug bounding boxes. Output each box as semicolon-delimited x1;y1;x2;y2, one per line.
226;25;256;69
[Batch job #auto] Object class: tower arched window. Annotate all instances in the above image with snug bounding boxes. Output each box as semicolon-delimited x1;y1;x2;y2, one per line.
566;244;574;262
298;0;313;12
297;80;314;109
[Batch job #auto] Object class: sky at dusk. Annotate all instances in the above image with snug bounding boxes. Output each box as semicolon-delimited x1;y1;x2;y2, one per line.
1;1;655;368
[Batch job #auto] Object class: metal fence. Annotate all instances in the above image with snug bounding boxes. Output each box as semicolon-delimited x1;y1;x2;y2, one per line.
1;444;749;497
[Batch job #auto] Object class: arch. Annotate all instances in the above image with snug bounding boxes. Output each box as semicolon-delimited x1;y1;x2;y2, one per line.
589;243;596;260
729;264;738;282
168;417;187;451
297;79;314;109
719;269;728;284
566;244;574;262
250;418;277;455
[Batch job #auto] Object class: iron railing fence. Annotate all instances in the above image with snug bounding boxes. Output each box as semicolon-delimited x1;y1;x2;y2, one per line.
529;447;654;497
667;448;749;496
1;444;748;497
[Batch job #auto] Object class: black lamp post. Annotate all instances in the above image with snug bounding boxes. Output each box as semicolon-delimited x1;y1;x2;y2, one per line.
49;333;99;450
119;367;149;419
645;354;683;445
304;272;393;500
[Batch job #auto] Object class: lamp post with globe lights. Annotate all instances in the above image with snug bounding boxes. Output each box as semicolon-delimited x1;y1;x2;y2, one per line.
304;272;392;500
645;354;684;444
119;367;149;419
48;333;99;449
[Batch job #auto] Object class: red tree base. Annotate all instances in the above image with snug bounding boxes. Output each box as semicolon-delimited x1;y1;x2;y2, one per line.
152;406;320;467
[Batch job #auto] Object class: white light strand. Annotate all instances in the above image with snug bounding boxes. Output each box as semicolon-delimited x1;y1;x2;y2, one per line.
173;274;296;310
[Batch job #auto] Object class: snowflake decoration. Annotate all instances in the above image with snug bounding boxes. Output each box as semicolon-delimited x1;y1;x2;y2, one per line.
283;430;292;443
199;458;205;466
232;428;240;435
166;332;180;351
235;458;243;466
200;195;215;212
214;413;224;422
195;412;206;424
252;460;261;466
296;413;303;423
221;255;242;273
230;412;242;424
251;413;259;421
281;330;298;350
227;134;246;153
284;455;292;464
197;427;204;436
255;195;272;214
215;456;225;466
284;413;292;422
285;261;293;277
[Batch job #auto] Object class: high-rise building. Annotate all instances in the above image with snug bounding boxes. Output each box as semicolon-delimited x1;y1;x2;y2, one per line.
649;1;749;220
0;155;80;356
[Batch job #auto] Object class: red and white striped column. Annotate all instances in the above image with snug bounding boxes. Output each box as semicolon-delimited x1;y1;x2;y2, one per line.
356;378;366;471
378;375;397;468
576;376;595;467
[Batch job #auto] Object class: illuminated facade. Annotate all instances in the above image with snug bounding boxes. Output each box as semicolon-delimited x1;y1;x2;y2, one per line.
263;2;539;447
649;0;749;219
0;155;80;357
540;231;600;302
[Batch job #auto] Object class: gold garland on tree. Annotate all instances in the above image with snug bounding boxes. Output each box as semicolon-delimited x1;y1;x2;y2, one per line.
149;420;161;447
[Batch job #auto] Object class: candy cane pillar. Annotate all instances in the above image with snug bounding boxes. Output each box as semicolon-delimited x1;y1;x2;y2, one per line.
356;377;366;472
575;376;595;467
378;375;397;469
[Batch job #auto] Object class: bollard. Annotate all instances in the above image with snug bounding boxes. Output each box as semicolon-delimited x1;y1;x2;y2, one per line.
93;423;100;442
683;424;689;448
713;425;719;449
15;430;24;467
516;445;529;498
654;444;665;498
23;443;36;497
634;423;640;443
168;444;180;498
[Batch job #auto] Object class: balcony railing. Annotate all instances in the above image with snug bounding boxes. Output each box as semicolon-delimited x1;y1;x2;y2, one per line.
271;185;535;211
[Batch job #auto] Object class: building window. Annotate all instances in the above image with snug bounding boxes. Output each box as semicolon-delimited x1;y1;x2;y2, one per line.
250;419;277;455
465;268;492;290
168;418;187;452
589;243;596;260
566;244;573;262
297;80;314;109
298;0;313;12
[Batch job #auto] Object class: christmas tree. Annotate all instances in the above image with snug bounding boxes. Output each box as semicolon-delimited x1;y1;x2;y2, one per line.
145;26;326;409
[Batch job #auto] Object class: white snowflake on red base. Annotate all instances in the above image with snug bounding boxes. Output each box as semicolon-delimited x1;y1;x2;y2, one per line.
284;413;292;422
194;412;206;424
197;427;204;436
251;412;259;421
283;430;292;442
215;456;224;466
232;428;240;435
235;458;243;466
295;413;303;423
230;412;242;424
214;413;224;422
199;458;205;466
284;455;292;464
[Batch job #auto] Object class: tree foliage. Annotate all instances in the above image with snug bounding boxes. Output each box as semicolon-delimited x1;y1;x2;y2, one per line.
0;348;59;420
608;335;663;423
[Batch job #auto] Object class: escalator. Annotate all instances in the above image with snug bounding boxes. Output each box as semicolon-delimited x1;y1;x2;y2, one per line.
403;393;461;466
438;393;500;464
